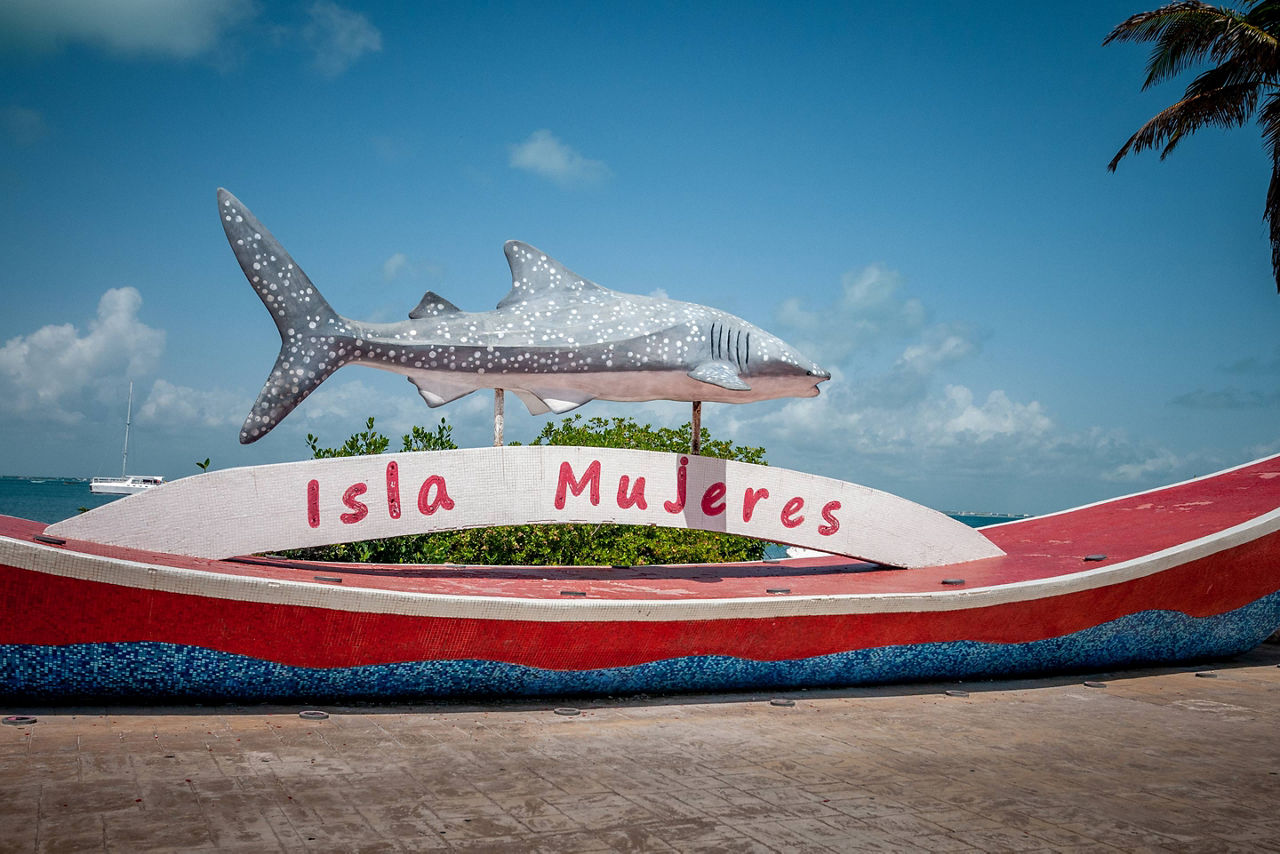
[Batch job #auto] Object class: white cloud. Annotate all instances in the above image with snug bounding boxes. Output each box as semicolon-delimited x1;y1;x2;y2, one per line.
296;375;484;433
383;252;409;280
1104;448;1184;483
730;378;1052;466
304;1;382;77
136;379;245;430
939;386;1051;443
0;287;165;423
776;263;928;363
897;330;976;376
727;262;1200;510
0;0;255;58
1;0;382;77
722;374;1193;514
509;130;611;187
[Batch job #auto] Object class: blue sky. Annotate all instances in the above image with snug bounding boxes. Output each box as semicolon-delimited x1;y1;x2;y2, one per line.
1;0;1277;515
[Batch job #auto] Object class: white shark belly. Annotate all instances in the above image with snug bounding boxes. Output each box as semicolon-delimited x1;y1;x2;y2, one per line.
381;362;809;406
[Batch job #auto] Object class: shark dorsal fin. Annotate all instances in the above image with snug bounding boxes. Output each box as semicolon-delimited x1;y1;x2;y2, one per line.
409;291;462;319
499;241;609;308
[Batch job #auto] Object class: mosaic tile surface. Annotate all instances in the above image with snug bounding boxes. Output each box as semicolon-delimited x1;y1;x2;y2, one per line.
3;592;1278;701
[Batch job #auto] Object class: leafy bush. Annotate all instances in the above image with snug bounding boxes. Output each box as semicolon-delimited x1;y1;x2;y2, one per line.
281;414;768;565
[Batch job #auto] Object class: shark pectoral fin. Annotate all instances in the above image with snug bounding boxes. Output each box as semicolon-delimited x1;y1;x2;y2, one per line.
517;387;595;415
408;291;462;319
407;376;476;408
689;361;751;391
511;390;551;416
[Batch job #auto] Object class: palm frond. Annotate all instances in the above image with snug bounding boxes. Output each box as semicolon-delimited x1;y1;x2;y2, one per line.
1259;88;1280;155
1213;2;1280;67
1104;1;1216;45
1266;164;1280;293
1110;1;1280;292
1242;0;1280;37
1260;93;1280;291
1104;1;1278;89
1105;0;1229;83
1149;9;1254;87
1108;80;1261;169
1190;48;1276;88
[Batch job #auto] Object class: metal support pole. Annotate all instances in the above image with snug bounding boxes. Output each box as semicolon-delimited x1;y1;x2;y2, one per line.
494;389;505;447
691;400;702;455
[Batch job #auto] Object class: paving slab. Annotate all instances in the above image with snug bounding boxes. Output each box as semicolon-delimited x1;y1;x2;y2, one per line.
2;645;1279;852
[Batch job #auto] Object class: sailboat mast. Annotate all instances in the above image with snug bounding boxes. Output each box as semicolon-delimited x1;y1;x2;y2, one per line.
121;381;133;478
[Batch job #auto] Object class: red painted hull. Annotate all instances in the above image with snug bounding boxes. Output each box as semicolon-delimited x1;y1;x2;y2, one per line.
2;456;1278;698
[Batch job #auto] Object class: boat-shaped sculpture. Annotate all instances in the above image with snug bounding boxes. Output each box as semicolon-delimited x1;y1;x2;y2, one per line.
4;189;1275;701
1;451;1277;700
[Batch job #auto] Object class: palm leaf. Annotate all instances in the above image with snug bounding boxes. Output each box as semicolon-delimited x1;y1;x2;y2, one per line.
1109;1;1280;291
1108;79;1260;169
1106;3;1236;86
1260;92;1280;291
1206;4;1280;74
1104;2;1277;88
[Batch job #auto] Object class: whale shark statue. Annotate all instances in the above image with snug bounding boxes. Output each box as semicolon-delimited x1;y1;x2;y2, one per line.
218;189;830;443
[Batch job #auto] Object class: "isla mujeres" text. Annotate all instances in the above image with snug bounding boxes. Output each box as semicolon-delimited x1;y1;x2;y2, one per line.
305;455;841;539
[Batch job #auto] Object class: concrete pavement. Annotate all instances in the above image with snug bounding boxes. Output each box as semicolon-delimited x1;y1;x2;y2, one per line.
3;645;1279;852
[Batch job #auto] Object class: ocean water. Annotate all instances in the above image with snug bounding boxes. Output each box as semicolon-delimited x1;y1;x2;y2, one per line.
0;475;1025;531
0;477;124;523
951;513;1028;529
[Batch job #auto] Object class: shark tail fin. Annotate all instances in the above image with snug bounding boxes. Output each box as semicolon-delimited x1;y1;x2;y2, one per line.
240;351;341;444
218;189;349;443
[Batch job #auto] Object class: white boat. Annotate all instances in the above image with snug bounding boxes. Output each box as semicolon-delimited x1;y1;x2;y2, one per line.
89;474;165;495
90;382;163;495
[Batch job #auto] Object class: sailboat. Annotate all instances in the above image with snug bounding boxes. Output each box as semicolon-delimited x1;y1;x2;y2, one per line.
89;382;164;495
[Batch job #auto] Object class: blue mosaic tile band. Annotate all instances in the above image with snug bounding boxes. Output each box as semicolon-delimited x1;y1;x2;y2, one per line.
4;592;1279;701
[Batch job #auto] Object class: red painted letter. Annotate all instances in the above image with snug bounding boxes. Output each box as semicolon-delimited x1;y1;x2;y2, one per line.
340;482;369;525
818;500;841;536
306;479;320;528
742;487;769;522
386;461;401;519
701;481;727;516
417;475;455;515
780;496;805;529
555;460;601;509
664;456;689;514
617;475;648;510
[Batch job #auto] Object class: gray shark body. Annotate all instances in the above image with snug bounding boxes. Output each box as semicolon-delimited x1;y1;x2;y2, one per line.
218;189;830;444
